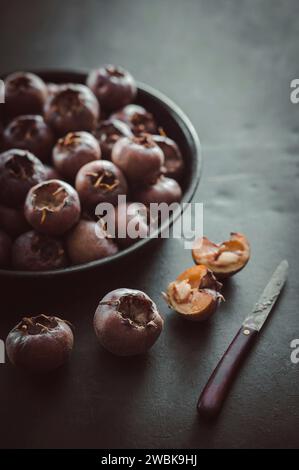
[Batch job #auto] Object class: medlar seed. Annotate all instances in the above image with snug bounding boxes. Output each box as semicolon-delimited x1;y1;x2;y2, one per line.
12;230;68;271
44;83;100;136
6;314;74;372
4;71;48;119
93;119;133;160
66;219;118;265
75;160;128;209
87;64;137;112
0;149;46;208
94;288;164;356
0;229;12;268
112;135;164;185
112;104;157;135
24;179;81;236
3;115;55;163
52;131;101;181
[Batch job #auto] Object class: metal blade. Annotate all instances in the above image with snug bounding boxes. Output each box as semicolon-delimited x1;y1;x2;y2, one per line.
243;260;288;331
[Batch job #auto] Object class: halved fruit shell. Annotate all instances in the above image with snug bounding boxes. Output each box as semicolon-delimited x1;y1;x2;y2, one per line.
192;232;250;279
163;265;223;321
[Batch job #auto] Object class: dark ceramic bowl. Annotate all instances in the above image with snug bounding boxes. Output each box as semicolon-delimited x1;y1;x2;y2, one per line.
0;70;201;278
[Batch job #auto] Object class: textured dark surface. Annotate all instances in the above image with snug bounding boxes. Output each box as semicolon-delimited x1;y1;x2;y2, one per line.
0;0;298;449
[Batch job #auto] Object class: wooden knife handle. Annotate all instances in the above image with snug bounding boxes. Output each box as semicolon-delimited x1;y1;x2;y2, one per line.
197;326;258;419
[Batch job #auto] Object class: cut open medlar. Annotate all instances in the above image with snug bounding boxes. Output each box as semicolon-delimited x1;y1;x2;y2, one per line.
192;232;250;278
164;265;223;321
6;314;74;372
94;288;163;356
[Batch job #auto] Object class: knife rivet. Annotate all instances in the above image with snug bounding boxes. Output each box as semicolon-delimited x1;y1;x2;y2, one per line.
243;329;250;335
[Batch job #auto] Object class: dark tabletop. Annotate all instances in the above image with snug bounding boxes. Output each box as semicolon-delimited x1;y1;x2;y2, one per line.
0;0;298;449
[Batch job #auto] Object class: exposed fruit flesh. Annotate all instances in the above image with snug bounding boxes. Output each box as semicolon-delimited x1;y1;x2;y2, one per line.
192;232;250;278
164;265;223;321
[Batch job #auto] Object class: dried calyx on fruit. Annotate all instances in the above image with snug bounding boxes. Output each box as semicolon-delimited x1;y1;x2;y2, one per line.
111;134;164;185
87;65;137;112
163;265;223;321
192;232;250;278
94;288;163;356
112;104;157;135
52;131;101;181
44;84;99;136
3;115;54;163
4;72;48;119
6;314;74;372
93;119;132;160
75;160;127;208
25;179;81;235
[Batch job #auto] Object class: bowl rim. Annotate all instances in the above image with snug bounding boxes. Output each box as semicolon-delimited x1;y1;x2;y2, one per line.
0;70;202;278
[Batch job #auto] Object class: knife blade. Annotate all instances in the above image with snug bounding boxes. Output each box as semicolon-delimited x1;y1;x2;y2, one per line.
197;260;288;419
243;259;288;331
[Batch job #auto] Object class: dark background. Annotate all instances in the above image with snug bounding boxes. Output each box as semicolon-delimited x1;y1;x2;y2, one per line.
0;0;298;449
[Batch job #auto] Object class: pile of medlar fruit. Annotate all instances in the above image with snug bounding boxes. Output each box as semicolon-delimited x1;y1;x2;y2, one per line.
0;65;185;271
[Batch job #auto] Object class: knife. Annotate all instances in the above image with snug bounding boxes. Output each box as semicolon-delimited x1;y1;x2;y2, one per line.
197;260;288;419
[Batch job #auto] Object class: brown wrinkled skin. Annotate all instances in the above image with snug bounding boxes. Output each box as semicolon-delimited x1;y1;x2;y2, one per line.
24;179;81;236
94;288;163;356
6;315;74;372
